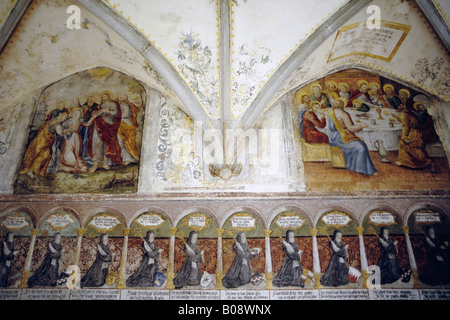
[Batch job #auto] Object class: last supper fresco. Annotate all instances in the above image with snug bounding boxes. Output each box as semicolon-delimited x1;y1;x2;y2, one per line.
295;69;449;192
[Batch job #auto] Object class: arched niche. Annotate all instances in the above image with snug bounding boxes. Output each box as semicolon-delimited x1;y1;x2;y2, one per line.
406;206;450;282
269;210;314;277
15;66;146;194
407;207;450;236
173;212;219;280
315;209;360;273
0;210;35;288
361;208;405;235
361;208;409;272
0;210;35;237
222;211;265;276
316;209;359;236
126;212;171;278
83;211;126;237
79;212;126;284
38;208;82;237
270;210;313;237
129;212;171;239
28;208;82;280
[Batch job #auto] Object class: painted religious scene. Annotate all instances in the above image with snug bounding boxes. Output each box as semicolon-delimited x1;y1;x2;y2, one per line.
14;67;145;194
295;69;449;192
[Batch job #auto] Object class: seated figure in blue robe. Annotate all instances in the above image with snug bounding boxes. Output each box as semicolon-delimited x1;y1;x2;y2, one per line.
327;99;377;176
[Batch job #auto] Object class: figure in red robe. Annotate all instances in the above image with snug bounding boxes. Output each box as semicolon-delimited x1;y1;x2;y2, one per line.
299;101;329;144
84;92;122;171
346;80;375;108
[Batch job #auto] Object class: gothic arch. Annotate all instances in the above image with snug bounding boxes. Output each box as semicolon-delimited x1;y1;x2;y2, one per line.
38;206;82;229
129;205;172;228
76;0;211;123
404;201;450;226
82;205;127;228
173;205;219;229
0;205;38;229
267;203;313;230
221;205;266;231
240;0;373;127
361;202;405;227
313;204;360;229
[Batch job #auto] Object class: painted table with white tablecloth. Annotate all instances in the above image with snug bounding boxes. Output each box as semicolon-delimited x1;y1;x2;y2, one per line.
317;107;403;151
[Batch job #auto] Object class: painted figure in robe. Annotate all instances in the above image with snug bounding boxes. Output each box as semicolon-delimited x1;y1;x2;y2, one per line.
392;101;431;169
299;101;329;144
310;84;331;109
327;98;378;175
273;230;304;287
28;233;63;287
81;233;113;288
222;232;261;288
320;230;350;287
0;232;19;287
420;226;450;286
84;92;123;172
173;231;204;289
20;101;68;177
126;231;163;287
117;94;140;165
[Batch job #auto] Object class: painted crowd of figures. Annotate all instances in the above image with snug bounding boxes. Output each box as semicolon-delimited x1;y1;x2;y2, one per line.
20;92;141;178
0;227;449;289
298;80;439;175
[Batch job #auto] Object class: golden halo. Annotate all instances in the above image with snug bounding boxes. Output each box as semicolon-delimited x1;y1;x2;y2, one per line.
336;97;347;106
100;90;114;99
326;81;338;88
357;80;369;88
369;82;380;89
338;83;349;90
399;88;410;98
383;84;395;92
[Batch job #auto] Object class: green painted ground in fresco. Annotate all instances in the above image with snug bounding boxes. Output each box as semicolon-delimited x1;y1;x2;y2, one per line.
14;163;138;194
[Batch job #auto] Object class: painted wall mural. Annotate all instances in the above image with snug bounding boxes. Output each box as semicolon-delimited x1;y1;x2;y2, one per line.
126;212;170;288
295;68;449;192
0;0;163;114
410;56;450;98
176;30;220;119
231;40;272;120
0;206;448;300
0;0;448;305
173;213;219;289
269;211;314;288
155;101;202;185
104;0;221;119
272;0;450;121
14;67;146;194
27;211;81;288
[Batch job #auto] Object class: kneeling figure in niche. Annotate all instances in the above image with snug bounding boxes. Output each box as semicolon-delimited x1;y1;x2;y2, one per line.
173;231;204;289
273;230;305;287
222;232;261;288
126;231;164;287
81;233;113;288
